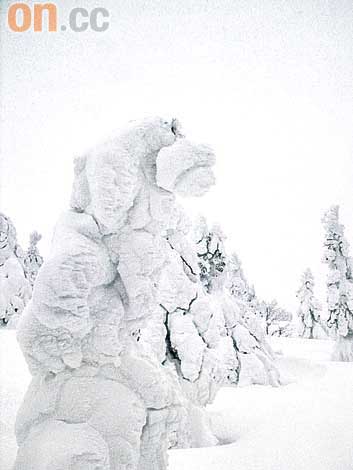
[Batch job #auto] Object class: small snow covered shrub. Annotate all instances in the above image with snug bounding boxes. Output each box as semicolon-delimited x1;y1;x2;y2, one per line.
322;206;353;360
0;213;33;327
262;299;292;337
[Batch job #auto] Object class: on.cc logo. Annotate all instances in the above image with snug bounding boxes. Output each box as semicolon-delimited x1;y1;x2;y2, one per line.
7;3;110;33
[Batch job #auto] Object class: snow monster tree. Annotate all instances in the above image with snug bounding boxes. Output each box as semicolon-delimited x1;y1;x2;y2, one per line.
195;217;281;387
322;205;353;360
15;118;225;470
296;269;324;339
0;213;32;326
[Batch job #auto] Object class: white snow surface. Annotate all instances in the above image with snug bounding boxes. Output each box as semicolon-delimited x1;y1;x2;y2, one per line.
2;332;353;470
0;331;30;469
170;337;353;470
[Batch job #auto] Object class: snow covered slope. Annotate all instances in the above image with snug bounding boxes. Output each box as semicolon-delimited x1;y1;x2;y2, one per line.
170;338;353;470
2;332;353;470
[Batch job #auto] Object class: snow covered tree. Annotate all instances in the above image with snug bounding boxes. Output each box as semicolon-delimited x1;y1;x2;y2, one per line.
227;252;253;301
225;248;291;339
322;205;353;360
23;231;43;286
15;117;227;470
263;299;292;336
0;213;32;327
226;252;264;322
195;218;227;293
296;269;323;338
195;219;282;387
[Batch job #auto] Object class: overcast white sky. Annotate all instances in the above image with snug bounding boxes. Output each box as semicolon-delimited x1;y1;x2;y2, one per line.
1;0;353;311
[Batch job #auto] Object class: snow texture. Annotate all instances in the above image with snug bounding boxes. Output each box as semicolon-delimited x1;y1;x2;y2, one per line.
14;117;222;470
170;337;353;470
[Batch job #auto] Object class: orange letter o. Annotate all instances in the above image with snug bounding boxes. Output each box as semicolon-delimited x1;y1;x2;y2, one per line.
8;3;31;32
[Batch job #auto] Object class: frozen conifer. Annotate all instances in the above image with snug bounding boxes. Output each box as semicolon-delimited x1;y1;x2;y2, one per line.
296;269;322;338
322;206;353;359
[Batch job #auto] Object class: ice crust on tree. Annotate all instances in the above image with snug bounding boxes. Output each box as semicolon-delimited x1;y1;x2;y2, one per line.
23;231;44;287
296;269;325;339
0;214;32;327
322;206;353;360
15;117;226;470
225;255;291;338
195;218;281;387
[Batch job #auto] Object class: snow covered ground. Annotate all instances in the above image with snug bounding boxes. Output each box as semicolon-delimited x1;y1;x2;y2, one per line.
171;337;353;470
0;329;30;469
1;332;353;470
